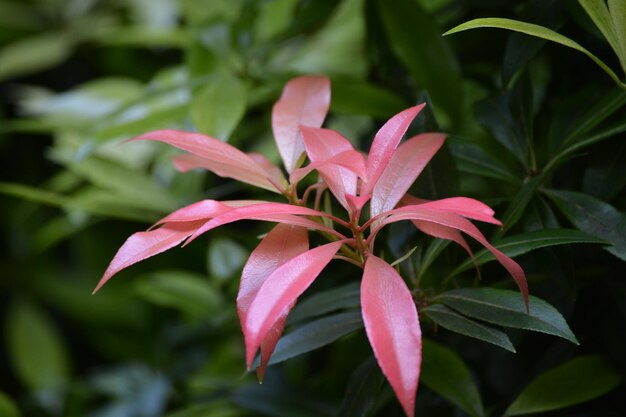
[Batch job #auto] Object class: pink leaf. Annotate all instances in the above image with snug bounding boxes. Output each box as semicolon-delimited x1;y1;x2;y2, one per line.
94;220;205;293
244;241;343;368
362;104;425;197
272;76;331;173
371;133;445;218
247;152;287;191
361;256;421;417
151;199;264;228
134;130;280;192
404;197;502;225
237;224;309;380
411;220;474;259
185;202;345;245
379;208;528;306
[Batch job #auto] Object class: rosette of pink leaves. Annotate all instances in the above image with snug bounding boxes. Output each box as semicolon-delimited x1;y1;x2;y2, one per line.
95;75;528;417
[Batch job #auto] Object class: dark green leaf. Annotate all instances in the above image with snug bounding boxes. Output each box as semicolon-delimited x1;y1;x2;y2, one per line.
498;175;543;233
166;402;243;417
287;282;360;325
5;302;71;389
423;304;515;352
448;137;520;184
504;355;621;416
435;288;578;343
421;339;486;417
376;0;463;125
331;79;409;119
582;140;626;200
0;391;20;417
452;228;605;275
545;189;626;260
337;356;385;417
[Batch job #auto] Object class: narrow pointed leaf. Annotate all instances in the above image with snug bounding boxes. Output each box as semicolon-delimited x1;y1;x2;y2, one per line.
134;130;279;192
244;241;343;368
444;18;626;88
95;221;205;293
238;224;309;379
420;339;486;417
361;256;421;417
371;133;445;217
608;0;626;73
579;0;625;73
412;220;473;260
272;76;331;173
287;281;361;324
423;304;515;352
504;355;621;416
363;105;425;196
435;288;577;344
391;197;501;226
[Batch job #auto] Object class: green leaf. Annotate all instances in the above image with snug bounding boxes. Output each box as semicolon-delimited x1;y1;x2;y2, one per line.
0;33;73;81
608;0;626;74
134;271;222;318
337;357;385;417
5;302;71;389
376;0;463;125
191;73;247;141
545;189;626;260
331;79;409;119
287;282;360;325
420;339;486;417
423;304;515;352
498;175;543;234
166;402;243;417
435;288;578;343
444;18;626;89
207;238;248;281
579;0;622;68
253;311;363;369
504;355;621;416
0;391;20;417
254;0;299;41
452;228;606;275
448;137;520;184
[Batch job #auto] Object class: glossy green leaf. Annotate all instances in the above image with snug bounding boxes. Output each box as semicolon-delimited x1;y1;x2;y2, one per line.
444;18;626;88
0;33;72;80
608;0;626;73
504;355;621;416
287;282;360;324
452;228;605;275
5;302;71;389
435;288;578;343
0;391;20;417
420;339;486;417
448;137;520;184
207;237;248;281
134;271;222;318
376;0;463;124
191;73;247;141
545;189;626;260
253;311;363;369
423;304;515;352
337;356;384;417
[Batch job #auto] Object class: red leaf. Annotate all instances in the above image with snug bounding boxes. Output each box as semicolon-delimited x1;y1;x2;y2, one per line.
371;133;445;218
272;76;331;173
94;221;205;293
361;256;421;417
362;104;425;196
237;224;309;380
243;241;343;368
134;130;280;192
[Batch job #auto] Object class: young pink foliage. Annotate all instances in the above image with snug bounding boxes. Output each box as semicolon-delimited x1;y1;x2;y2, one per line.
371;133;446;218
362;104;425;197
412;220;474;258
361;256;422;417
272;76;331;173
134;130;280;192
237;224;309;381
94;220;205;293
404;197;502;225
151;199;257;227
244;241;343;368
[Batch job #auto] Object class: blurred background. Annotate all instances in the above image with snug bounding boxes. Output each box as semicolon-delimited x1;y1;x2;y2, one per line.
1;0;625;416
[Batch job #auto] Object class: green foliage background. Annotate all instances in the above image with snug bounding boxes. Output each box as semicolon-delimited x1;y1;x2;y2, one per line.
1;0;625;416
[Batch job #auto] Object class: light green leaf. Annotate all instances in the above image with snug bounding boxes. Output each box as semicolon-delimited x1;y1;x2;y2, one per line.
0;33;73;81
423;304;515;352
287;282;360;324
608;0;626;73
5;302;71;389
0;391;20;417
207;238;248;281
134;271;222;318
451;228;606;276
444;18;626;89
254;0;299;41
579;0;622;67
191;73;247;141
545;189;626;260
253;311;363;369
435;288;578;343
421;339;486;417
505;355;621;416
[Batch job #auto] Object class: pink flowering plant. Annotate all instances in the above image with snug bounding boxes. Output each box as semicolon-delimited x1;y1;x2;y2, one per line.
96;76;542;417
